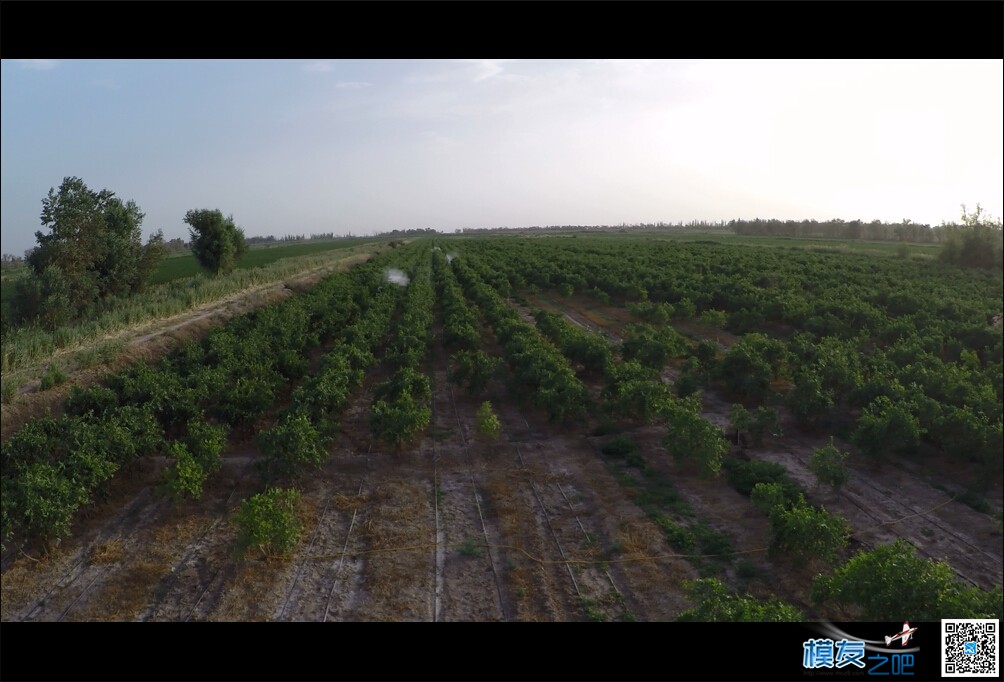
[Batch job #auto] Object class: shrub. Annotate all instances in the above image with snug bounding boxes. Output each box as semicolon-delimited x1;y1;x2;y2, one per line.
39;364;68;390
161;442;208;501
476;401;501;439
234;487;301;559
259;413;329;480
810;438;850;492
677;578;803;621
813;539;1003;620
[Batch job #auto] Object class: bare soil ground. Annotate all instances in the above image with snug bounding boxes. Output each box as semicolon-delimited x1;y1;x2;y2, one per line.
2;288;1000;622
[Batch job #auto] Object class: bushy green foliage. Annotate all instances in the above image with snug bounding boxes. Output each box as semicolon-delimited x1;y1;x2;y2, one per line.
604;359;674;424
728;404;781;446
698;308;727;328
677;578;803;622
768;499;850;566
235;488;302;559
663;396;728;478
476;401;501;439
185;417;227;475
813;539;1003;620
852;395;923;458
39;364;68;390
718;334;788;401
259;413;329;479
621;323;687;370
184;208;248;275
788;371;835;426
8;461;88;546
724;459;801;504
11;177;164;329
65;385;120;419
449;350;500;394
370;396;432;447
938;204;1003;270
161;442;208;501
810;438;850;492
750;482;791;515
628;300;674;324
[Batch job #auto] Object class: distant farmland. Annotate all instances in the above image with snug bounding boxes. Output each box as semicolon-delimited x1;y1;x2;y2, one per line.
147;238;379;285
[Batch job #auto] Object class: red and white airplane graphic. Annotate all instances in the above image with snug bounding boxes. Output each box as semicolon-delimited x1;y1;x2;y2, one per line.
885;622;918;646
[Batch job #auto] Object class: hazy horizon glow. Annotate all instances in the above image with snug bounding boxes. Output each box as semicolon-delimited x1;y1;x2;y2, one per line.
2;59;1002;255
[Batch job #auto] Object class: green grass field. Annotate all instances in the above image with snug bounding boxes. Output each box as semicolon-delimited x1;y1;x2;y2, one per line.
147;238;378;285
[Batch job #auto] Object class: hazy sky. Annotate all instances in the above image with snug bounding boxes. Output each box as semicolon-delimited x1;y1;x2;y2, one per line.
2;59;1002;256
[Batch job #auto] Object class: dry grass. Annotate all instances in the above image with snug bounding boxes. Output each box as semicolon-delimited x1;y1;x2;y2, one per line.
90;539;126;564
153;515;211;546
331;491;369;511
70;561;168;621
0;547;71;618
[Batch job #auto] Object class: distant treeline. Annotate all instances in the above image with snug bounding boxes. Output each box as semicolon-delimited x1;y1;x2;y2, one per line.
729;218;946;243
245;232;359;245
457;221;733;235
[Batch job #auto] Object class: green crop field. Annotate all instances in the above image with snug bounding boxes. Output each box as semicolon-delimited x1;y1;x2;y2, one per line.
527;230;944;257
147;238;379;285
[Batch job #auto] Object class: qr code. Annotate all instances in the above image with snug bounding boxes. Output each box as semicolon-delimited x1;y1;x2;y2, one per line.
943;619;999;677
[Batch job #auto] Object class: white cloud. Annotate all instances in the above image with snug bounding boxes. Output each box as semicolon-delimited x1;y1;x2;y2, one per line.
460;59;511;83
335;81;371;89
15;59;58;70
302;60;335;73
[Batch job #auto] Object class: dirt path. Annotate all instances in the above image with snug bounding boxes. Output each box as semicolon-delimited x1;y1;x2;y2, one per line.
1;249;380;441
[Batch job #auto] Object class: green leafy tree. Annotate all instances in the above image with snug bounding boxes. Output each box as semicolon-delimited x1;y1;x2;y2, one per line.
185;417;228;476
258;413;329;479
677;578;803;622
767;499;850;566
812;539;1003;620
810;438;851;493
750;481;791;515
698;309;727;328
184;208;248;275
161;442;208;501
718;334;787;401
729;404;753;444
750;406;781;444
605;360;674;424
370;395;432;447
938;204;1003;270
234;488;302;559
852;395;923;459
12;177;165;328
663;396;728;477
9;461;88;550
476;401;501;439
788;371;835;427
449;350;500;394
